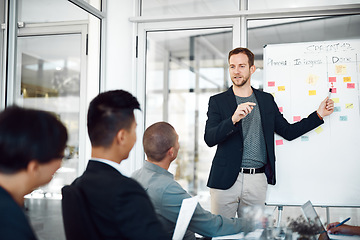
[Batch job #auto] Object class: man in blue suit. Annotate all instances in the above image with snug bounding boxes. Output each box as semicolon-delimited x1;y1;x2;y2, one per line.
204;47;334;218
65;90;170;239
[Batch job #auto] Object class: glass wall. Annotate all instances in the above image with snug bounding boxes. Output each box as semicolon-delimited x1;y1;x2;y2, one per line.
248;0;360;10
145;28;232;203
2;0;102;199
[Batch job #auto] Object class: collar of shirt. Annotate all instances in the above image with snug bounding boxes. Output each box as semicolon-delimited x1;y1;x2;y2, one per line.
143;160;174;179
90;158;123;174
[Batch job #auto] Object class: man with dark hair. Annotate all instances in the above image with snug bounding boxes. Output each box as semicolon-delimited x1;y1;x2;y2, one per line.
204;47;335;218
65;90;170;239
132;122;247;240
0;106;68;240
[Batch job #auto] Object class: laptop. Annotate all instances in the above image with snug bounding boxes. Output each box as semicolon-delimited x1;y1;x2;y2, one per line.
301;200;330;240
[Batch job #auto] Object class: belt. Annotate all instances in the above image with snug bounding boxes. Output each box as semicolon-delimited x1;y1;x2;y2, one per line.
240;166;265;174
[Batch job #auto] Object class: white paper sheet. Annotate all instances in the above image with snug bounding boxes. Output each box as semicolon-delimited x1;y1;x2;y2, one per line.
172;196;198;240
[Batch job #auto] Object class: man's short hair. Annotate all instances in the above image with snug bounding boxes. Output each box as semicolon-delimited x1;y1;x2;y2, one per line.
87;90;140;147
143;122;177;162
0;106;68;174
228;47;255;67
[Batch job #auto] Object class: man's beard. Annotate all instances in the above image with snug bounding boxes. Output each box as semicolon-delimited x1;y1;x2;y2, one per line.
231;75;249;87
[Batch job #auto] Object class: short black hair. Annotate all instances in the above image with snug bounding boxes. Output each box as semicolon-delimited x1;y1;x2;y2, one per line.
143;122;177;162
228;47;255;67
0;106;68;174
87;90;140;147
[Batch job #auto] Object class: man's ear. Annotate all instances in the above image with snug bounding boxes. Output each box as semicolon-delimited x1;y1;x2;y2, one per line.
27;160;39;175
115;129;126;145
250;65;256;74
168;147;174;158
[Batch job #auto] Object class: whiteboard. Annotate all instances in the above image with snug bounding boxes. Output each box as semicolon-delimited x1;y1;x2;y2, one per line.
263;40;360;207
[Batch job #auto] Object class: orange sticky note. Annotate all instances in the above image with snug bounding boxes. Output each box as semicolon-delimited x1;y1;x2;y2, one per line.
343;77;351;82
309;90;316;96
335;65;347;75
278;86;285;91
332;88;337;93
276;139;283;146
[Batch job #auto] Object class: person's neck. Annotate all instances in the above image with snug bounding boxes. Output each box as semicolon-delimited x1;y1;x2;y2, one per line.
233;84;253;97
0;173;29;206
91;147;123;164
147;158;171;170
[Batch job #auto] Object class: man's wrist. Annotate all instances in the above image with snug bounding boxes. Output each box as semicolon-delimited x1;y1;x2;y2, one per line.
316;111;323;120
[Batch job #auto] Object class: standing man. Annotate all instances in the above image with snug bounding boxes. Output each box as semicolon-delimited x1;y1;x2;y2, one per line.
132;122;248;240
63;90;170;239
204;47;334;218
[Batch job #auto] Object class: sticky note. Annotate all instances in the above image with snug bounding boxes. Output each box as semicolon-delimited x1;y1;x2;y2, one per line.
306;74;319;86
335;65;347;75
331;88;337;93
345;103;354;109
332;98;339;103
334;106;341;112
343;77;351;82
278;86;285;91
301;136;309;142
279;107;283;113
309;90;316;96
271;92;276;97
340;116;348;121
315;127;323;134
329;77;336;82
276;139;283;146
268;81;275;87
293;116;301;122
347;83;355;89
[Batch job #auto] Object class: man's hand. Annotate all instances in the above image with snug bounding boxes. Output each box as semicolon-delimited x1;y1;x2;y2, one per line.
232;102;256;125
317;97;334;118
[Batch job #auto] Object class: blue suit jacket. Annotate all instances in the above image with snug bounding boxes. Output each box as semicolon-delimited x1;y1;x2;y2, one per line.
0;186;37;240
204;87;323;189
71;160;170;240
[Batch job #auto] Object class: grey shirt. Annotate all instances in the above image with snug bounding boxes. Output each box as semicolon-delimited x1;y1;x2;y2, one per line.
235;93;267;168
132;161;245;239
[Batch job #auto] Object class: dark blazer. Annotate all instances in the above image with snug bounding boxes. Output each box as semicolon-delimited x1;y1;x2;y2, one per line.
70;160;170;240
0;186;37;240
204;87;323;189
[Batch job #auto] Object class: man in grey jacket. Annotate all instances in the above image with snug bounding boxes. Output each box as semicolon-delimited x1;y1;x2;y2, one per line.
132;122;248;240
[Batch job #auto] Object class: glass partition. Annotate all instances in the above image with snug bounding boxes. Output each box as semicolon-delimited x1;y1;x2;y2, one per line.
146;27;232;208
248;0;360;10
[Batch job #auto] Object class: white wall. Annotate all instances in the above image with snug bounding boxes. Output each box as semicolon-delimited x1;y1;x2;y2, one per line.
105;0;139;176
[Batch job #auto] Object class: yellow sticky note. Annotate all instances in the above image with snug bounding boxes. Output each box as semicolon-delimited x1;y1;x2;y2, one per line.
271;92;276;97
309;90;316;96
315;127;323;134
332;98;339;103
343;77;351;82
345;103;354;109
278;86;285;91
335;65;347;75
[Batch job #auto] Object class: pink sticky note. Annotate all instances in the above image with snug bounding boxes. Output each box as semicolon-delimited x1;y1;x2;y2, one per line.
268;81;275;87
293;116;301;122
332;88;337;93
279;107;283;113
329;77;336;82
347;83;355;89
276;139;283;146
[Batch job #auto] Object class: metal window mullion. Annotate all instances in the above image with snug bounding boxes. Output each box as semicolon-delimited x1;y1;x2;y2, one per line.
6;0;18;106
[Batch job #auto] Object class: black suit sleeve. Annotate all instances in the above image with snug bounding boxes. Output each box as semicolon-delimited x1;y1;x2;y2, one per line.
204;96;238;147
115;179;171;240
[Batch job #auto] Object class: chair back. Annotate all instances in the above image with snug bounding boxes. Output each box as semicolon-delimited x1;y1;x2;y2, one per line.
61;185;101;240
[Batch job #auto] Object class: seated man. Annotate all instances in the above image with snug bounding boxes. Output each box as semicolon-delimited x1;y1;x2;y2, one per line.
65;90;170;239
132;122;247;240
0;106;68;240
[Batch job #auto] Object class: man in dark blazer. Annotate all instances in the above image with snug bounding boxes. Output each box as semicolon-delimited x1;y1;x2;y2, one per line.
204;47;334;218
65;90;170;239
